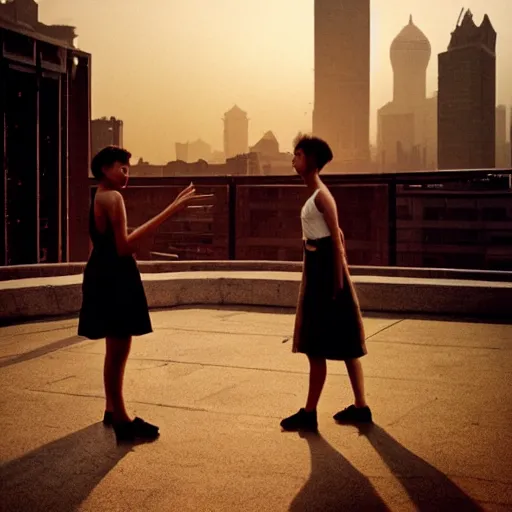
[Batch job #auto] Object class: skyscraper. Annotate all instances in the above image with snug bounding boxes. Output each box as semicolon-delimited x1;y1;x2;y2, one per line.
377;16;437;171
438;10;496;170
223;105;249;159
313;0;370;168
91;117;123;158
495;105;509;168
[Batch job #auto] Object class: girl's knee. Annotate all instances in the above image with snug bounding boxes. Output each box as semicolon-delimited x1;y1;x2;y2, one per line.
106;337;131;361
345;358;362;370
308;356;327;367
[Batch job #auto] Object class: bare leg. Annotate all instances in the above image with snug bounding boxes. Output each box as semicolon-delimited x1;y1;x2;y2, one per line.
104;353;113;413
104;336;132;423
305;356;327;411
345;358;368;408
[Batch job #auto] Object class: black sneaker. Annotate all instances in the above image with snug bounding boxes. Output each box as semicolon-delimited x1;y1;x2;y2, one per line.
280;408;318;432
333;405;373;424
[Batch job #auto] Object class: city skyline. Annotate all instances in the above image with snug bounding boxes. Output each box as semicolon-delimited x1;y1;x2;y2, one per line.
37;0;512;164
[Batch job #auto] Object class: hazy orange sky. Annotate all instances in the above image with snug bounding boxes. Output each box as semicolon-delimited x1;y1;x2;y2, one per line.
39;0;511;164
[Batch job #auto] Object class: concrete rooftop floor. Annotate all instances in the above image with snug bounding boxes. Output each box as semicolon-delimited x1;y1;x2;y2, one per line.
0;306;511;511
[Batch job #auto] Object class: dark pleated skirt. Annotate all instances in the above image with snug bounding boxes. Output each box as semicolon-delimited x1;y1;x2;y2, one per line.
292;236;367;360
78;251;152;340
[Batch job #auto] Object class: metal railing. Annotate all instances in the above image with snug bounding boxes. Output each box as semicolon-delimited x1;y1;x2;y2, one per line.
88;168;512;271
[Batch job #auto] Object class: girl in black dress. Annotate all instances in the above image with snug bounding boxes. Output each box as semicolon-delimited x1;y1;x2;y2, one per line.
280;135;373;432
79;146;206;442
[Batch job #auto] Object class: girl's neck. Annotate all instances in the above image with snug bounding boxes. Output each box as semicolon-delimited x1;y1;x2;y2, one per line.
98;181;116;192
304;172;322;194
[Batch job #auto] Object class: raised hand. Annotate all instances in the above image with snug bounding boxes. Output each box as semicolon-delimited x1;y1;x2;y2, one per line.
171;184;213;213
175;183;195;202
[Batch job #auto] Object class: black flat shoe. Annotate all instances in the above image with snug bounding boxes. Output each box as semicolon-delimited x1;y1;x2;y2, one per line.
113;417;160;443
333;405;373;424
280;409;318;432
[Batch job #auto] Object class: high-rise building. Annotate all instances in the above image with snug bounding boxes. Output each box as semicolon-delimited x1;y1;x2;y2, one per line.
377;17;437;171
91;117;123;158
391;16;430;108
175;142;188;162
313;0;370;168
223;105;248;159
438;10;496;170
0;0;76;46
510;107;512;167
495;105;509;168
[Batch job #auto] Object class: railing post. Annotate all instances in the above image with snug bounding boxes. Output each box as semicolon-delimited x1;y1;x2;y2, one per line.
228;178;236;260
388;178;397;266
0;56;5;266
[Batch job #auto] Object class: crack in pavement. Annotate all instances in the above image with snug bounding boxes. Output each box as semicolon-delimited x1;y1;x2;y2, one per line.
26;387;283;419
133;362;169;371
43;349;455;385
47;375;76;385
365;319;406;341
157;326;290;338
385;398;439;428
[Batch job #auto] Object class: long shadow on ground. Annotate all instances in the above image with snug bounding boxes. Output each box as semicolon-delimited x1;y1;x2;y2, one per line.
358;424;483;511
289;432;389;511
0;423;131;512
290;424;484;511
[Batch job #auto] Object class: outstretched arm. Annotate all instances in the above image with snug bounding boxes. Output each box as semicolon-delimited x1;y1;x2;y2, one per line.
105;184;208;257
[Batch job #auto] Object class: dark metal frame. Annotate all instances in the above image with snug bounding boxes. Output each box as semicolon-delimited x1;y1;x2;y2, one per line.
0;20;91;266
92;168;512;265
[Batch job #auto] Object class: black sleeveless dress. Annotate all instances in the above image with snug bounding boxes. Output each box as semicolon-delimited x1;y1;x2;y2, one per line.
78;202;153;340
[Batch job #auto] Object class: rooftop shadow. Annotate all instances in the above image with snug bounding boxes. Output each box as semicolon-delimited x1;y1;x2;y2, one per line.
0;423;132;512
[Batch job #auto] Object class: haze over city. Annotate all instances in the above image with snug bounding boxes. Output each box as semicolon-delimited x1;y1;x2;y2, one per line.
38;0;512;164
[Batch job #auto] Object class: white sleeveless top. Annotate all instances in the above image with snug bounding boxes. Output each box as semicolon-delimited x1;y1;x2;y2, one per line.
301;189;331;240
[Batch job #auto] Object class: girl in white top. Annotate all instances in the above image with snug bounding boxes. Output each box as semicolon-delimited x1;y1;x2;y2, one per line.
280;135;372;432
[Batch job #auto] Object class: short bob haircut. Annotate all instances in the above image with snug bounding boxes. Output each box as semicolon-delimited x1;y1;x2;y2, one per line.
293;134;333;172
91;146;132;180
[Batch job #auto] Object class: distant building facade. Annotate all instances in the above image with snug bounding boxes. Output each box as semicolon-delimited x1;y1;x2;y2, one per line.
377;17;438;171
223;105;249;158
175;139;212;163
91;117;123;158
249;131;294;175
250;131;279;156
175;142;188;162
313;0;370;168
0;0;76;46
438;10;497;170
130;153;258;178
495;105;510;168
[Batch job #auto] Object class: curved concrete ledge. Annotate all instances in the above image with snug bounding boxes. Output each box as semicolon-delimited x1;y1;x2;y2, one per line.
1;260;512;282
1;270;512;323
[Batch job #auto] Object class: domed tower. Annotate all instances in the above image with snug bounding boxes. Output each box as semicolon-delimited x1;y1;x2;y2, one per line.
390;16;431;108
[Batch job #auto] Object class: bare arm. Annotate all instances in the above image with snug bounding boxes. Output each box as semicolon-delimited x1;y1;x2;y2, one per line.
105;184;206;257
315;189;345;293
